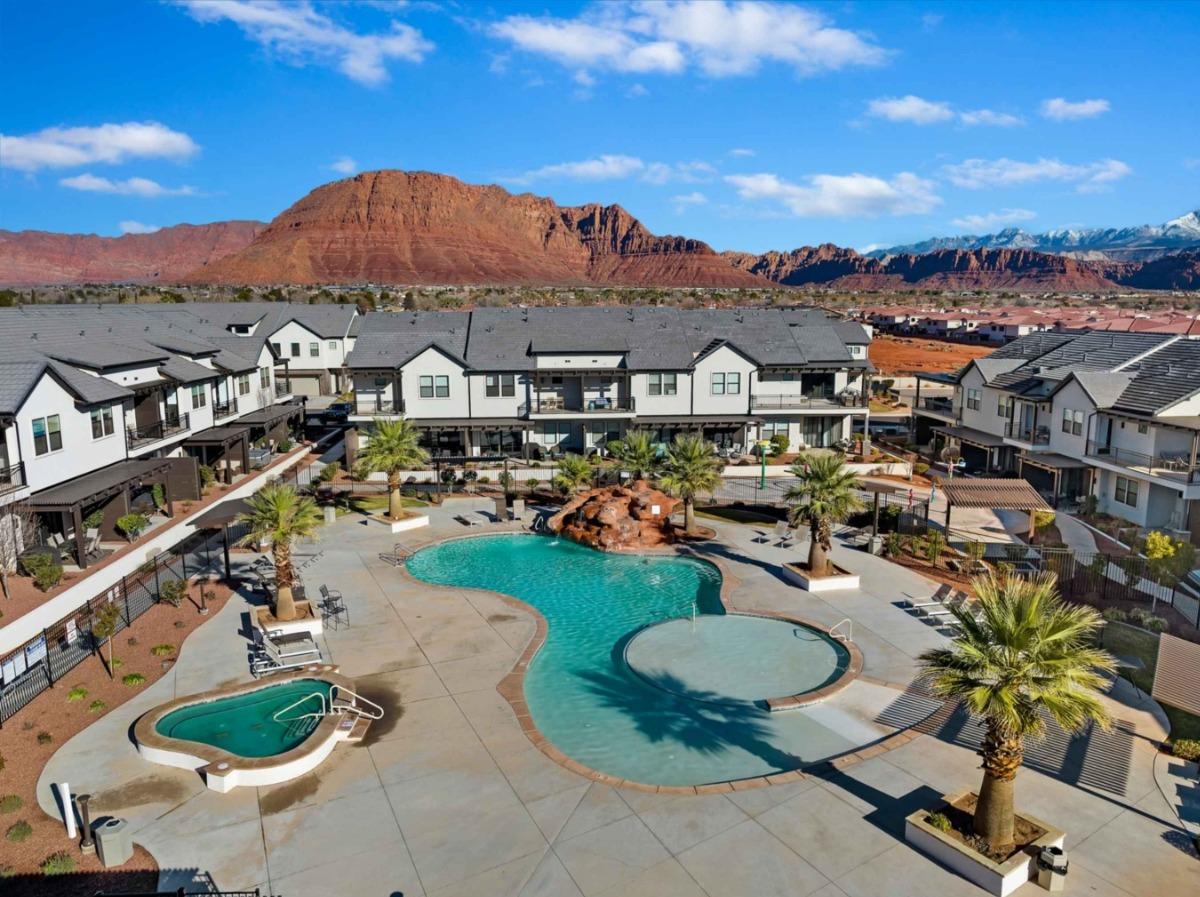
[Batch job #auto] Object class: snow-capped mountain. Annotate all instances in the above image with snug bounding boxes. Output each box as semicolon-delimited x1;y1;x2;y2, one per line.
869;210;1200;261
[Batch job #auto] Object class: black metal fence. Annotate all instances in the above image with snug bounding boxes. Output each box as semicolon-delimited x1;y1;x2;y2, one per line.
0;526;233;727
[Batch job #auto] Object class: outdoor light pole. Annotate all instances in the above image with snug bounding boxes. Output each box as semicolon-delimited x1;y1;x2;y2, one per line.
76;793;95;854
756;440;770;490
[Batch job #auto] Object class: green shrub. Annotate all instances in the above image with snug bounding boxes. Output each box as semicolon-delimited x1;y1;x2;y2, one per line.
1102;607;1127;622
277;438;294;452
769;433;790;456
1033;509;1056;533
925;531;945;564
914;462;930;476
477;475;491;484
158;579;186;607
319;461;340;482
116;513;150;540
66;686;88;702
152;483;166;510
0;795;21;814
20;553;64;592
5;820;32;842
40;852;76;875
885;531;903;558
1170;738;1200;762
122;672;146;687
440;467;456;486
89;699;107;714
199;464;216;489
1128;607;1169;632
83;509;105;530
498;472;514;490
36;731;52;745
525;477;540;491
151;643;175;657
461;469;478;483
925;811;952;832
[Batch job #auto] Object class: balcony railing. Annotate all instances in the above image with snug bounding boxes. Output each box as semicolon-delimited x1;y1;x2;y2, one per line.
127;412;190;448
274;380;291;397
1004;421;1050;445
920;396;955;414
213;398;238;419
520;396;636;415
1085;440;1200;483
750;392;866;410
0;462;25;495
354;398;403;415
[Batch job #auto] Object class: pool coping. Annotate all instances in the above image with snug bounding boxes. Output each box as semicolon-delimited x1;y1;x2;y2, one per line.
133;664;358;790
399;529;922;795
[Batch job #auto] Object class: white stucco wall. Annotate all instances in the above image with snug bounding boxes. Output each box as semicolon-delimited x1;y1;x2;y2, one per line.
1048;380;1093;457
400;347;470;419
691;346;755;416
467;372;528;418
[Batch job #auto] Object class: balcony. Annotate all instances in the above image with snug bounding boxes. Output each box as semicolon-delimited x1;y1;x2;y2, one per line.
353;398;404;416
1004;421;1050;446
213;398;238;419
274;380;292;398
0;462;25;496
520;396;636;416
127;412;190;449
750;392;867;411
920;396;955;414
1085;440;1200;484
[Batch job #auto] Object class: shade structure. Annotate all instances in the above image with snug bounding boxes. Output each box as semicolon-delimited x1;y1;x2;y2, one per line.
940;478;1052;511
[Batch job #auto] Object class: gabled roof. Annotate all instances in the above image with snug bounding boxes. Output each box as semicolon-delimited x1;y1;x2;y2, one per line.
1048;370;1133;409
160;356;220;385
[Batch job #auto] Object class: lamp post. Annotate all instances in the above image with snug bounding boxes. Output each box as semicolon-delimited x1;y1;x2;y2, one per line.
76;793;95;855
755;440;771;491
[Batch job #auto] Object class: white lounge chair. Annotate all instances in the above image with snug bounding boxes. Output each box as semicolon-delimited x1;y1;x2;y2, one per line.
455;513;482;527
919;593;974;619
251;632;322;677
905;585;953;610
773;521;792;545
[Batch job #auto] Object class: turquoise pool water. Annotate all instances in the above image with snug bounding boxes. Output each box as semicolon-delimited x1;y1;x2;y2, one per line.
155;678;333;758
407;535;872;785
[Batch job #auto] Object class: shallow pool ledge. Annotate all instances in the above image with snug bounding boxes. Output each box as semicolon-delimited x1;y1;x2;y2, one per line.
133;665;358;792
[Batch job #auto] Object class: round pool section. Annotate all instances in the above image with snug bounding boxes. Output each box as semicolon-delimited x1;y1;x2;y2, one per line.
625;615;851;707
406;535;871;788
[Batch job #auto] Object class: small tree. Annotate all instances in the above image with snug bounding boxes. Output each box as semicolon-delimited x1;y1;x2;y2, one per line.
553;454;593;495
659;434;723;535
354;418;429;520
919;573;1114;854
965;540;987;571
926;530;945;564
784;452;863;575
606;429;658;480
0;503;37;601
236;485;322;622
92;602;122;679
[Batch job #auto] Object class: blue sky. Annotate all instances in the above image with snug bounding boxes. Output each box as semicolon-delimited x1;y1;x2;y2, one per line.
2;0;1197;253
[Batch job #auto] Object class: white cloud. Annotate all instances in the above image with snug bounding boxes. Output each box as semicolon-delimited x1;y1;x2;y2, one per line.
510;154;715;185
59;173;198;197
671;191;708;212
950;208;1037;231
725;170;941;217
729;148;755;157
574;70;597;87
626;83;649;97
944;157;1131;193
1040;97;1110;121
490;1;886;79
959;108;1023;127
179;0;432;86
921;13;943;30
0;121;198;173
866;95;952;125
329;156;357;174
119;221;161;235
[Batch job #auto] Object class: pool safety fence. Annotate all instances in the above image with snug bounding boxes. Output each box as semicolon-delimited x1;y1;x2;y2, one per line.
0;525;241;727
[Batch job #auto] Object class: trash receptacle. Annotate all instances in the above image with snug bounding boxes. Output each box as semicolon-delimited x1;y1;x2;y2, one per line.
324;504;337;524
1036;845;1068;892
95;817;133;868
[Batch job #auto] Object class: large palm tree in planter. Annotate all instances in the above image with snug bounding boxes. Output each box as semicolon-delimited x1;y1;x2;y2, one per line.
784;451;862;575
553;453;593;495
918;572;1114;854
606;429;659;481
659;434;723;535
237;485;323;622
355;418;429;520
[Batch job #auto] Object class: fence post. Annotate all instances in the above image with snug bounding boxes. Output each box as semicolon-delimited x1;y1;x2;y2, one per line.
43;628;55;685
180;544;188;582
153;557;161;603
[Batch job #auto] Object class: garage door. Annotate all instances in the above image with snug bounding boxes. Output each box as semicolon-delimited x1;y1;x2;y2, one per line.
289;374;324;397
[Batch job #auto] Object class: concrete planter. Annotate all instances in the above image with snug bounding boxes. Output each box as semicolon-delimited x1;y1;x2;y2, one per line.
375;512;430;534
254;601;323;638
904;790;1065;897
781;562;860;592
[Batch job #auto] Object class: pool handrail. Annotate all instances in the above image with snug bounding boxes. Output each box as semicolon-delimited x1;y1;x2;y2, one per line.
330;685;384;720
830;618;853;642
272;690;329;724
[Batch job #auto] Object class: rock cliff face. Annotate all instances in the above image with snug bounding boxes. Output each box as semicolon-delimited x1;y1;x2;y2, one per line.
0;221;264;286
547;481;679;552
188;171;765;287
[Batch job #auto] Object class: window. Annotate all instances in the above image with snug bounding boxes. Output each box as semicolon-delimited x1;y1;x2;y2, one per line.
761;420;788;438
965;388;981;411
648;373;677;396
419;375;433;398
542;421;571;445
711;372;725;395
309;342;319;358
727;372;741;395
997;395;1011;417
1115;476;1139;507
485;374;515;397
271;342;281;356
1137;422;1149;435
238;374;251;395
328;340;337;351
190;384;207;408
1059;408;1083;436
420;375;451;399
260;367;271;388
32;415;62;455
90;406;114;439
291;342;300;357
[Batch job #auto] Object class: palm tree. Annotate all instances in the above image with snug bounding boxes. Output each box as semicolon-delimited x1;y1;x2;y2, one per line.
237;485;323;622
606;429;658;480
919;572;1114;854
784;451;862;574
355;418;428;520
659;434;723;535
553;453;593;495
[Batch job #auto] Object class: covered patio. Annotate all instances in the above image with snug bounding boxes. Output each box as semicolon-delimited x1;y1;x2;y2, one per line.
238;402;306;449
1017;451;1094;509
418;419;534;459
940;477;1052;538
932;424;1011;474
26;458;177;569
184;425;251;485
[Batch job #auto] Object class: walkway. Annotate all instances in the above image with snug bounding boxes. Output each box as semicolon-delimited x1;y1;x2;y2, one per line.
37;503;1199;897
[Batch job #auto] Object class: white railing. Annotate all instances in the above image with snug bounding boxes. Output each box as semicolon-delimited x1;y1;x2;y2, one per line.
272;691;328;724
331;685;384;720
830;618;853;642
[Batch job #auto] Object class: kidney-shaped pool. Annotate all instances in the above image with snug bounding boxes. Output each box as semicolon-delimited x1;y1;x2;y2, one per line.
407;534;872;786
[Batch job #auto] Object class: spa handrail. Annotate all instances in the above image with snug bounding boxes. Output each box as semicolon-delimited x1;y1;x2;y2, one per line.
272;691;328;724
830;618;853;642
330;685;384;720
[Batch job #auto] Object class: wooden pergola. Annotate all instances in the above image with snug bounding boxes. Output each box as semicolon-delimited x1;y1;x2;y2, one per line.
940;478;1051;535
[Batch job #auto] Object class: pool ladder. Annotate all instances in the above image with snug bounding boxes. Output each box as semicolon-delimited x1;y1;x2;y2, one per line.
830;618;853;642
272;687;384;730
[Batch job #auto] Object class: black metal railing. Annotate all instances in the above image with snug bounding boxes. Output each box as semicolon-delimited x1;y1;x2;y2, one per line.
1085;439;1200;482
520;396;636;415
127;412;189;448
750;393;864;410
920;396;955;414
353;398;403;415
0;462;24;495
1004;421;1050;445
213;398;238;418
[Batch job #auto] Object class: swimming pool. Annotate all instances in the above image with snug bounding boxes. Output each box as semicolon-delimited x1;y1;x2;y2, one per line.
155;678;334;757
407;534;871;786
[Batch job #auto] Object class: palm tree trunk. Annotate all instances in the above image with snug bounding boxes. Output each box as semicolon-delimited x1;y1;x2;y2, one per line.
388;471;402;520
808;520;827;574
273;541;297;622
684;499;694;535
975;717;1022;853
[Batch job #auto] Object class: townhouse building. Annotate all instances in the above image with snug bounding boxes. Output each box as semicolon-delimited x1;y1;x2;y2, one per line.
345;307;872;459
913;330;1200;542
0;306;304;569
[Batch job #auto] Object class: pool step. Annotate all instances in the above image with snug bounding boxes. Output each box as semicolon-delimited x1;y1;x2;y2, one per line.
346;716;372;743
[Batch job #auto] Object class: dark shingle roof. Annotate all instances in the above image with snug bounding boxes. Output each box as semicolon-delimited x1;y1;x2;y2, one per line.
1112;340;1200;414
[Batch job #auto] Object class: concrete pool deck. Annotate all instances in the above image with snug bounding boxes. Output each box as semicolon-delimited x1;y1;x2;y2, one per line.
37;499;1199;896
